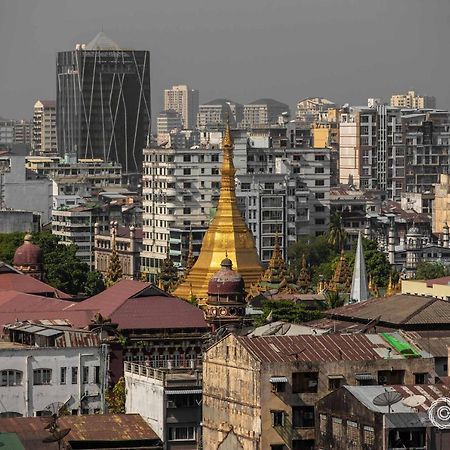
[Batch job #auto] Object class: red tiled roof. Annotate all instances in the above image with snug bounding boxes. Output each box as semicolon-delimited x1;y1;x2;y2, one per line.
0;272;70;298
425;276;450;287
238;334;389;363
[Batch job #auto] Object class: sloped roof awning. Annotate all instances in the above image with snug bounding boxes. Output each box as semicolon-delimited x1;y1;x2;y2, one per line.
328;375;344;379
166;389;202;395
355;373;377;381
270;376;288;383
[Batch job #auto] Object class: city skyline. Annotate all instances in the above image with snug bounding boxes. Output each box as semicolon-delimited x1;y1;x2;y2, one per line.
1;0;449;120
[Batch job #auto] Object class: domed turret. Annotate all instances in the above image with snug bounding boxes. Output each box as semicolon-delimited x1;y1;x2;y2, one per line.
206;257;246;331
13;234;43;280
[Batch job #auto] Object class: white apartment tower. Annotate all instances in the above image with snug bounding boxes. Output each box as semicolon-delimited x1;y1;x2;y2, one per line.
164;85;199;130
33;100;57;155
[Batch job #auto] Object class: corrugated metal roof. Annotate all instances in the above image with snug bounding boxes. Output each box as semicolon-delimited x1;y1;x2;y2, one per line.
385;412;430;429
270;376;288;383
35;328;62;337
238;333;397;363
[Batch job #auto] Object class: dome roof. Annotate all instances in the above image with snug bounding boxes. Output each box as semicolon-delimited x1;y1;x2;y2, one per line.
13;234;43;267
208;258;245;296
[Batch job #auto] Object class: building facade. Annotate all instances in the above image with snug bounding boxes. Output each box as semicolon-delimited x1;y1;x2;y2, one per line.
390;90;436;109
164;85;199;130
33;100;57;155
243;99;290;128
56;32;151;177
125;361;202;450
197;99;243;130
202;333;435;450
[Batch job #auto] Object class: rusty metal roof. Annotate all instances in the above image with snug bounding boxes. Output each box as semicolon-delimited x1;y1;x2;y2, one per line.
238;333;398;363
0;414;161;449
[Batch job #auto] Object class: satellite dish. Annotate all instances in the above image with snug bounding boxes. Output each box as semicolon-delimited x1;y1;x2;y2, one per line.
402;394;426;409
373;390;403;412
42;428;71;443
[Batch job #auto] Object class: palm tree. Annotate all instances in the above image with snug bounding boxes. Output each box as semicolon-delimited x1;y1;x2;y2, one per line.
327;212;348;252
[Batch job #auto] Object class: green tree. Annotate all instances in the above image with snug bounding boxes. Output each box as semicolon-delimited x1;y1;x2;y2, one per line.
288;235;338;269
327;212;348;252
84;271;106;296
324;290;345;309
254;300;322;327
106;376;126;413
415;262;448;280
0;232;25;264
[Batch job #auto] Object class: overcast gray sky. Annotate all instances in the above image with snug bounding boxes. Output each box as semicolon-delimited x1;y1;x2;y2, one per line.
1;0;449;120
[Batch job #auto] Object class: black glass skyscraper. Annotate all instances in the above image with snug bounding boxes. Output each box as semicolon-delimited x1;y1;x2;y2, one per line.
56;32;151;176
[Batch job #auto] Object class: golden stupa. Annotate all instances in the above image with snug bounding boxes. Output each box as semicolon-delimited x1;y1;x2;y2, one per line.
173;121;264;303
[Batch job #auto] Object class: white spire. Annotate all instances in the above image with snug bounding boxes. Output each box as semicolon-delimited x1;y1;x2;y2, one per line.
350;231;369;302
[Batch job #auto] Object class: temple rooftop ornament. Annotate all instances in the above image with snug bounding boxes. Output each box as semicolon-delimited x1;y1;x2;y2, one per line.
350;231;369;302
173;121;263;303
328;250;351;292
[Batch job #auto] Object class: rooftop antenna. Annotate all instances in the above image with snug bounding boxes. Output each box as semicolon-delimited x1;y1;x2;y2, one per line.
402;394;426;411
373;390;403;413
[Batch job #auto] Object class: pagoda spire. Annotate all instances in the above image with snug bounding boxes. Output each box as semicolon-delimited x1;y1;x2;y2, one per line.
173;120;263;303
105;225;123;287
350;231;369;302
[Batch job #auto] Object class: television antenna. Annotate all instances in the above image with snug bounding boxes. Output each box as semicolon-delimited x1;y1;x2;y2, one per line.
373;390;403;413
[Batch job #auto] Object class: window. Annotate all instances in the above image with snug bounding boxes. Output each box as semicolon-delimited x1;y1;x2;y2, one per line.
60;367;67;385
328;375;344;390
271;410;285;427
315;205;325;212
315;218;325;225
94;366;100;384
212;168;219;175
183;154;191;162
315;167;325;174
33;369;52;385
271;381;286;393
315;179;325;186
347;420;360;447
168;426;196;441
292;406;315;428
363;426;375;445
316;192;325;199
315;155;325;161
320;414;327;435
414;372;428;384
72;367;78;384
332;417;343;441
183;168;191;175
1;370;22;386
83;367;89;384
211;154;219;162
183;207;191;214
292;372;318;393
270;446;285;450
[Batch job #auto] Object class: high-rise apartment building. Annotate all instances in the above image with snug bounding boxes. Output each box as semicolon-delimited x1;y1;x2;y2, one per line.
0;118;15;144
33;100;57;155
14;120;32;146
56;32;151;177
339;106;450;200
390;90;436;109
243;99;289;128
164;85;199;129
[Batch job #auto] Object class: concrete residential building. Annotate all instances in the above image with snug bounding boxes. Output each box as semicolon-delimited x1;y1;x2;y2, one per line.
243;98;290;128
0;322;107;417
197;98;243;130
57;32;151;178
3;154;52;225
13;120;32;146
202;333;434;450
52;203;110;267
339;106;450;200
33;100;57;155
0;118;15;144
164;84;199;129
296;97;337;122
156;110;183;145
125;361;202;450
391;90;436;109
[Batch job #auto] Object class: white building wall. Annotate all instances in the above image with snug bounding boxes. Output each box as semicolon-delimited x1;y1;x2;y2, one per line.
0;346;106;417
125;372;165;440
